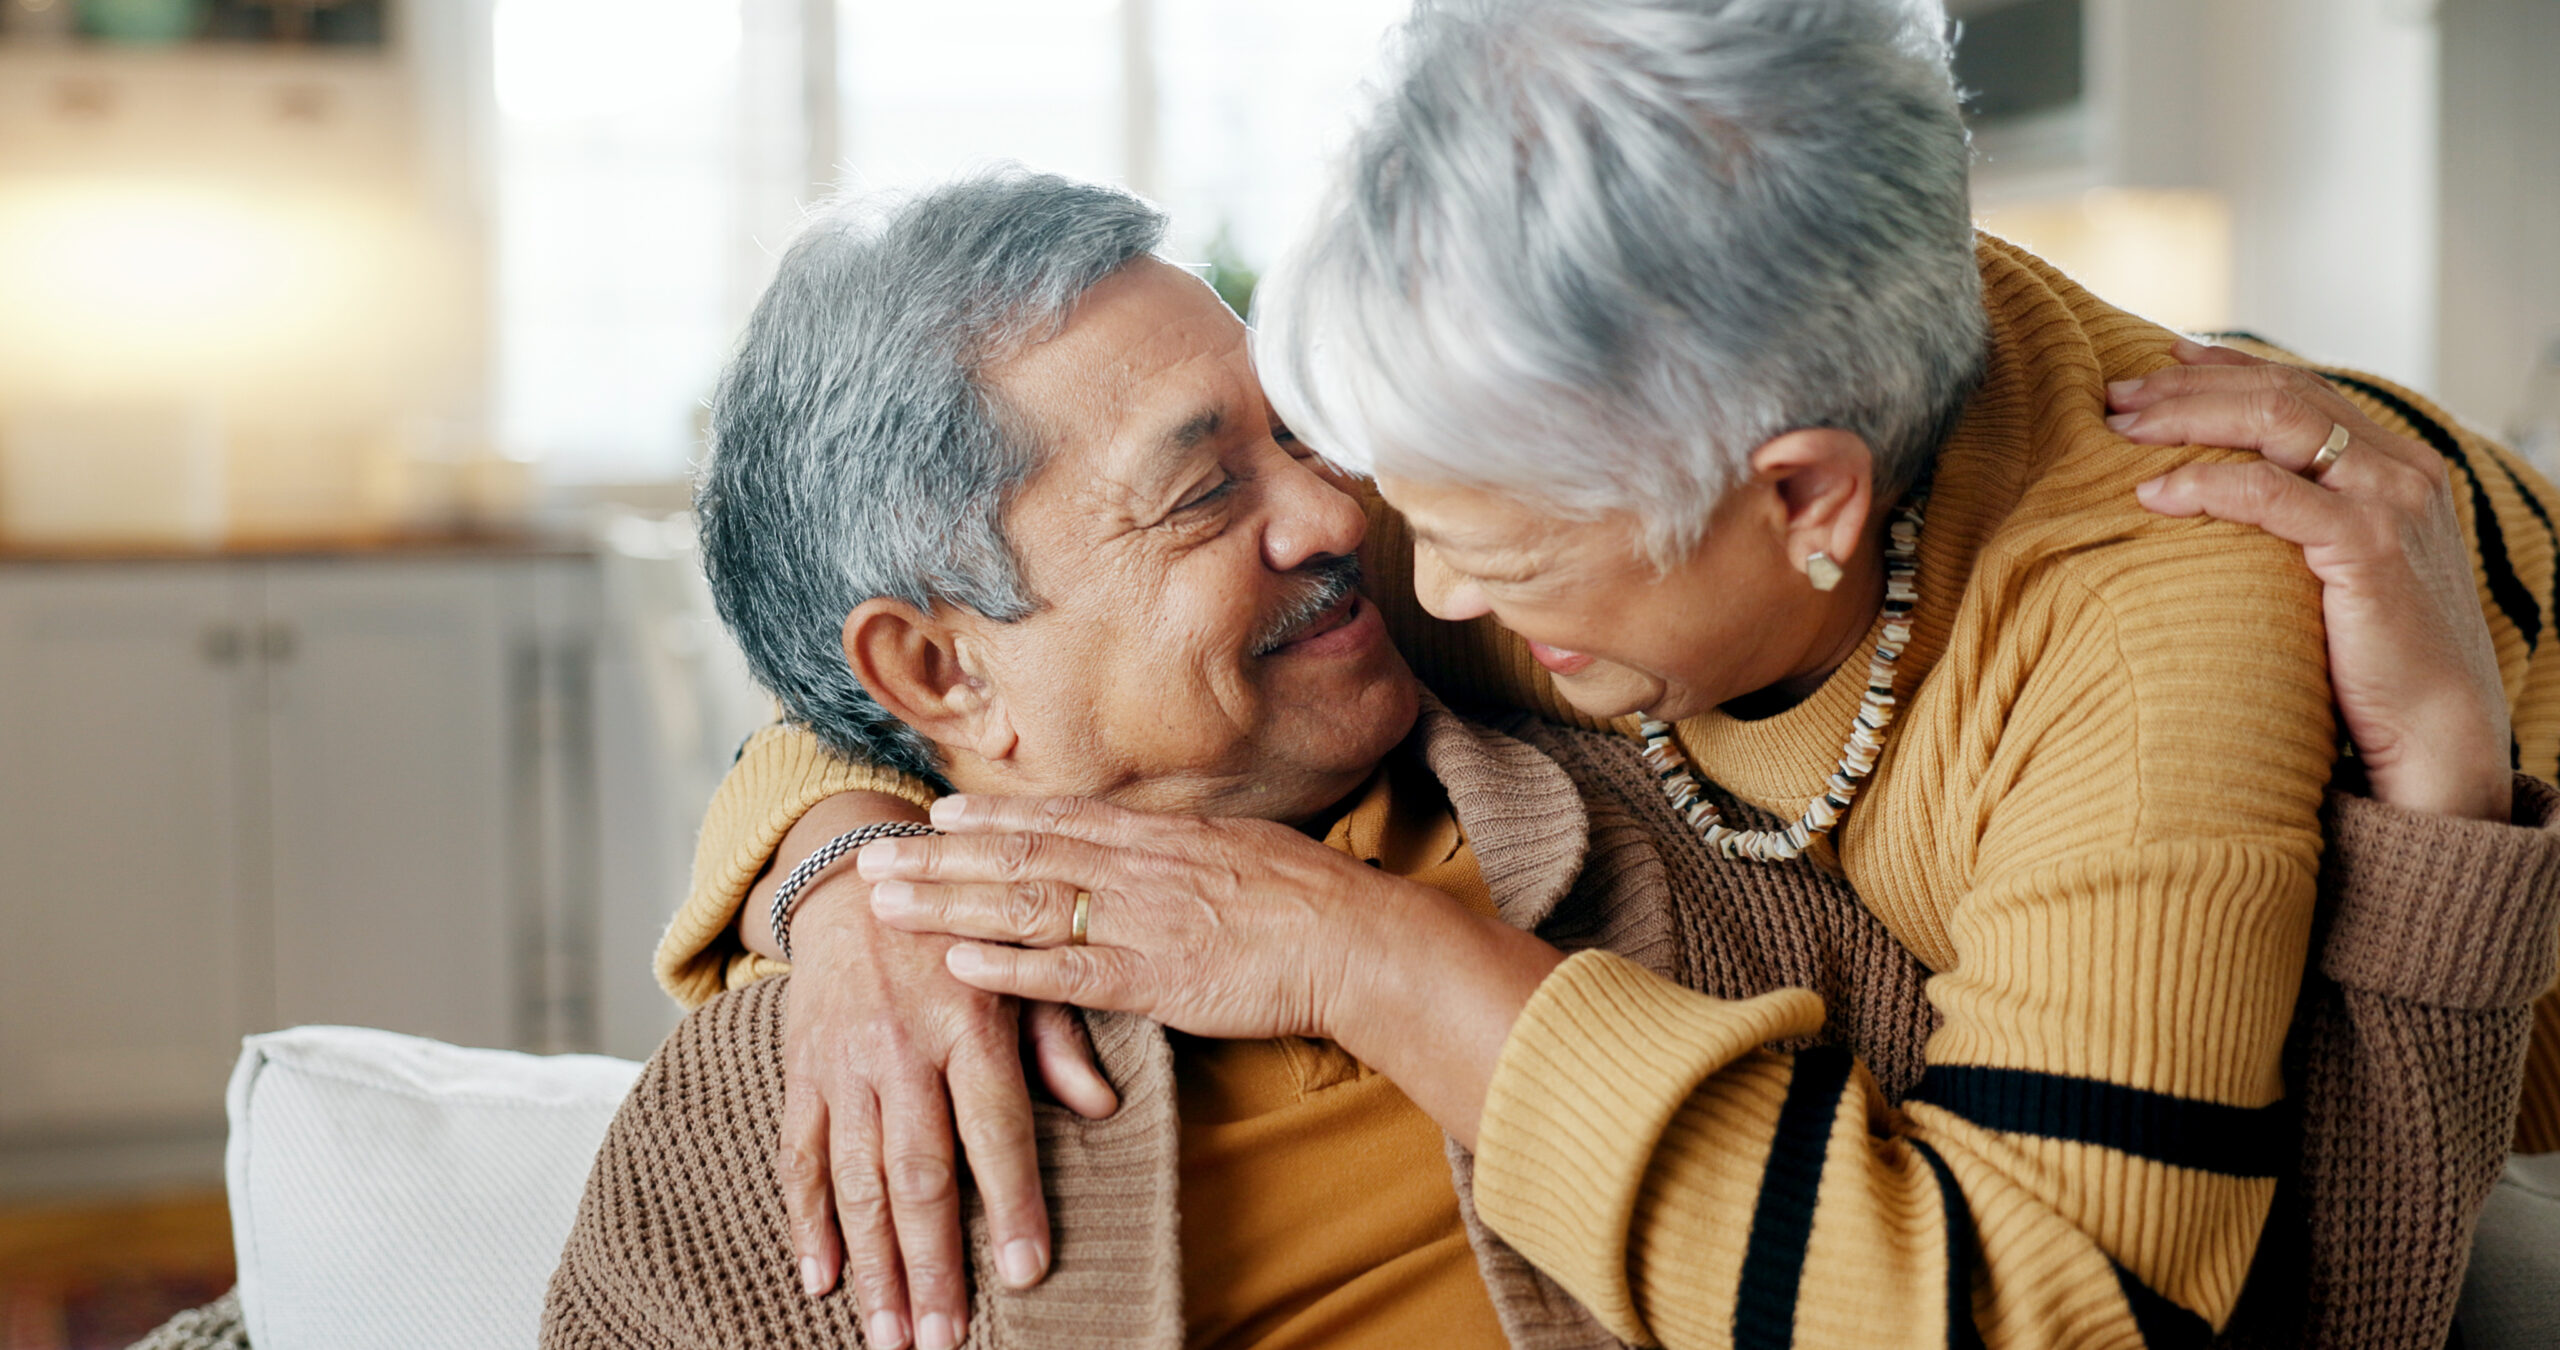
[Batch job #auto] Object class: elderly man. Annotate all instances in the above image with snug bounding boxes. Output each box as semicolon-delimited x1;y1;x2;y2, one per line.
541;170;2559;1350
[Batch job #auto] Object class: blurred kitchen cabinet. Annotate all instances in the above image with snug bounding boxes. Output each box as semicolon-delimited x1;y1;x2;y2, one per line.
0;45;410;186
261;562;514;1049
0;567;263;1135
0;554;600;1191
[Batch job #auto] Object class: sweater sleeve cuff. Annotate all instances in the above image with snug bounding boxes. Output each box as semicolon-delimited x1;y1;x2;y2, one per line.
653;723;942;1010
727;951;788;992
2316;774;2560;1010
1473;949;1826;1339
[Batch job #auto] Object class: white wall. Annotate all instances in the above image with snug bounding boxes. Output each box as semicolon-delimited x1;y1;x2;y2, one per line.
1971;0;2454;392
2435;0;2560;435
2207;0;2442;389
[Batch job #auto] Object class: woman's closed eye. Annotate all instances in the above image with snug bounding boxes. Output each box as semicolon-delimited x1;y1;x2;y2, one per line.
1438;550;1547;591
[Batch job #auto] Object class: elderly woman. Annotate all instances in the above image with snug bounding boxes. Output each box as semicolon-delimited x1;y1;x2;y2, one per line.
657;2;2560;1347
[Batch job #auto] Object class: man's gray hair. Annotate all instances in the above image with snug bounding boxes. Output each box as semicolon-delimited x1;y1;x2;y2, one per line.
697;171;1167;783
1256;0;1986;565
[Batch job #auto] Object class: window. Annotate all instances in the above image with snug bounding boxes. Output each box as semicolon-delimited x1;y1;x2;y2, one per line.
491;0;1408;482
494;0;762;482
1150;0;1410;270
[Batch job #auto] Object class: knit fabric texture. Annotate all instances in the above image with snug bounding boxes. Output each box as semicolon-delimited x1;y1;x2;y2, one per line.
562;708;2560;1350
126;1292;250;1350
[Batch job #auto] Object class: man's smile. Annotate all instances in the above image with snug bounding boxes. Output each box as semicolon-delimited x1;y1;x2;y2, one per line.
1266;591;1379;659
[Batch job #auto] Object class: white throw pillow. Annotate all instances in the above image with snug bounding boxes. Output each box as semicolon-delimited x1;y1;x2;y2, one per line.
2462;1153;2560;1349
224;1026;642;1350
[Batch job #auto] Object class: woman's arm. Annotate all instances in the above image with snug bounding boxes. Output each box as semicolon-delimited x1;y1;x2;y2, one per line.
862;794;1564;1146
655;725;935;1006
661;733;1111;1350
734;789;930;962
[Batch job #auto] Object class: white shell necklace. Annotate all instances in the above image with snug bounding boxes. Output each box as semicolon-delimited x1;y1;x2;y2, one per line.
1639;490;1928;863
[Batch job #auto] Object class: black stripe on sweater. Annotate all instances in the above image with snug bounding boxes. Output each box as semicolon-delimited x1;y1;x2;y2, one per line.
2487;445;2557;544
2490;446;2560;772
1909;1066;2285;1177
2112;1262;2216;1349
2480;446;2560;760
2323;373;2544;654
1733;1046;1857;1350
1908;1141;1988;1350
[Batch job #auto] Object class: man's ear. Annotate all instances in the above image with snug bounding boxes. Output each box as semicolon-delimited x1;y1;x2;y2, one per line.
1749;428;1876;575
841;599;1017;765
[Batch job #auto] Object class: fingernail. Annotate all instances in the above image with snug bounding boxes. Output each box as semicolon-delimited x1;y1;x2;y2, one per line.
2107;378;2144;402
868;1310;909;1349
870;879;914;911
2106;411;2139;432
800;1256;826;1297
855;840;904;879
931;796;972;827
917;1312;957;1350
947;945;986;975
1001;1238;1046;1287
2135;476;2165;500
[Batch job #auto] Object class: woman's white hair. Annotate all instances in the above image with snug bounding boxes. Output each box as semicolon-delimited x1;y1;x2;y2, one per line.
1256;0;1987;565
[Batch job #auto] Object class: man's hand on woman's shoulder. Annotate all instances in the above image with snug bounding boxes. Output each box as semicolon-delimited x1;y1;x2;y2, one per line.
2116;337;2514;823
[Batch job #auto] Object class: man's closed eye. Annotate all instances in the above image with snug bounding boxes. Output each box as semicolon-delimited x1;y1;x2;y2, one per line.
1176;472;1243;514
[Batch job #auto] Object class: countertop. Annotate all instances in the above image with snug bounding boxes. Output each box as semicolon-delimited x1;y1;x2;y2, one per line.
0;531;595;564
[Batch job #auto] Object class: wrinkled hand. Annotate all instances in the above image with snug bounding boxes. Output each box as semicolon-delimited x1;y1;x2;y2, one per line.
776;873;1117;1350
2113;337;2512;821
854;795;1447;1043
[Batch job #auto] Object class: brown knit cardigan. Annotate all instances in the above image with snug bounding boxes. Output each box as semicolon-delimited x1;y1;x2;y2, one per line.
544;704;2560;1350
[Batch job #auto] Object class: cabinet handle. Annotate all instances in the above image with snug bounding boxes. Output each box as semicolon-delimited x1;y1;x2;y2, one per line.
260;622;298;663
199;624;244;667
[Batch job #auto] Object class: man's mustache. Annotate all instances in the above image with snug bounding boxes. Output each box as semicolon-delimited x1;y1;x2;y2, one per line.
1250;555;1365;656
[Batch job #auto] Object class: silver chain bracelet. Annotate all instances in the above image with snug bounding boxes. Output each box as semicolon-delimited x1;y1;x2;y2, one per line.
769;821;941;962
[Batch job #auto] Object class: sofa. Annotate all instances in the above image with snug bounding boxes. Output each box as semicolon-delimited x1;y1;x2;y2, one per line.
219;1026;638;1350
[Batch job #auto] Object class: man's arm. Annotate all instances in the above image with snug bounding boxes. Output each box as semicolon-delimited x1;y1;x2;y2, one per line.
2286;774;2560;1342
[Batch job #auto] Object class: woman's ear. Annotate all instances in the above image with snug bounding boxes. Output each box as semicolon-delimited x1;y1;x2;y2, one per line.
1750;428;1876;574
841;600;1018;765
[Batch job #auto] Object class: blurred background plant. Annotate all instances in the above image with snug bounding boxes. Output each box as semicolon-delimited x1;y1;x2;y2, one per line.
1204;223;1259;320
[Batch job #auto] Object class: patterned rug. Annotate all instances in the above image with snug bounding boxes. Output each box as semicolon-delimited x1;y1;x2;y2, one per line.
0;1193;235;1350
1;1271;235;1350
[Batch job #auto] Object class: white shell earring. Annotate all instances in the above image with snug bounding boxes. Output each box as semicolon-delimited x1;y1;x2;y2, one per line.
1804;551;1844;593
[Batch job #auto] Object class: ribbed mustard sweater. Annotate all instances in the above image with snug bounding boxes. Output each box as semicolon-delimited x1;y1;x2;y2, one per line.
656;236;2560;1346
1474;238;2333;1349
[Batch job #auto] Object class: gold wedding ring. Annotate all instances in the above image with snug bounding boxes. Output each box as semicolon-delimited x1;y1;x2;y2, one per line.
2307;422;2350;480
1070;891;1092;946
